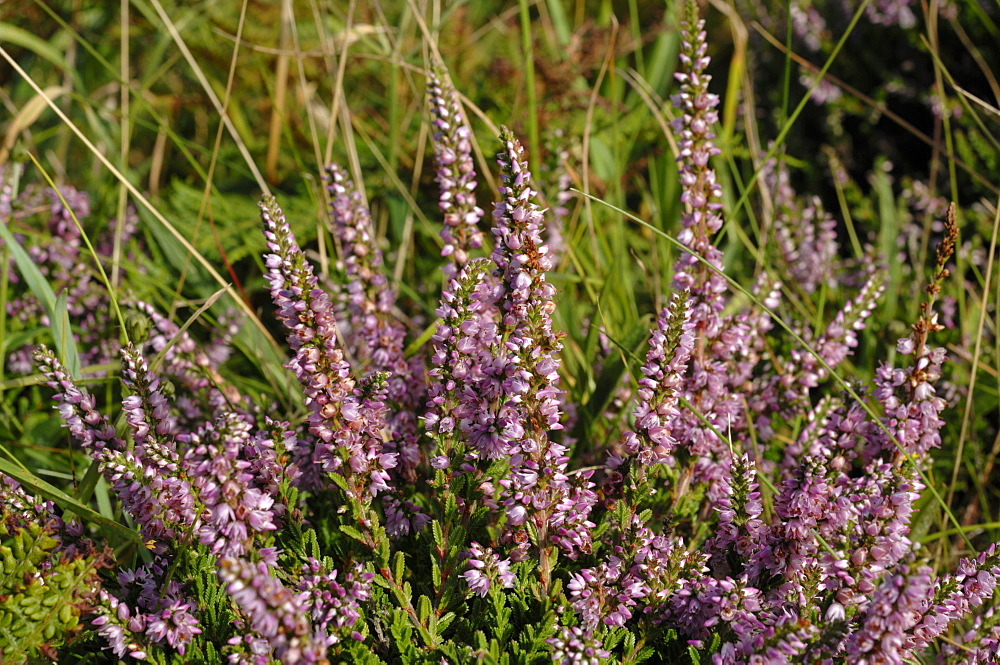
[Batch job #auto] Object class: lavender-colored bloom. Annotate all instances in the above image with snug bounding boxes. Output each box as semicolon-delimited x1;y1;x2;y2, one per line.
218;556;324;664
92;592;149;660
261;195;394;500
865;0;917;28
844;563;935;664
461;542;515;597
424;257;493;460
93;559;203;658
427;69;484;279
382;495;431;537
325;164;424;481
756;271;885;420
297;558;373;648
666;6;758;504
705;453;766;575
488;128;597;564
120;342;178;451
35;346;197;548
547;625;610;665
34;345;125;454
908;545;1000;653
127;299;241;422
615;292;695;467
144;598;202;656
764;159;840;294
182;412;280;555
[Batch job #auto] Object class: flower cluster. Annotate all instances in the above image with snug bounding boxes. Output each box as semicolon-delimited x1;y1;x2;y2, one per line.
427;70;485;280
5;2;998;662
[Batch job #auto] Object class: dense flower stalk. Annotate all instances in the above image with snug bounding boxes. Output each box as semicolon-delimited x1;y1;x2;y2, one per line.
461;541;515;597
261;195;394;500
93;558;203;658
325;164;424;482
614;292;695;468
427;70;484;280
489;128;595;565
765;159;840;295
424;257;493;461
667;4;762;504
296;559;373;647
182;412;280;556
35;346;198;547
547;625;611;665
218;557;322;664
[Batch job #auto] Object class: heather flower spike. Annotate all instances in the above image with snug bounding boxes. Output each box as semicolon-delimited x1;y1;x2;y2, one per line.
428;68;484;279
260;194;395;501
489;127;597;571
325;164;424;484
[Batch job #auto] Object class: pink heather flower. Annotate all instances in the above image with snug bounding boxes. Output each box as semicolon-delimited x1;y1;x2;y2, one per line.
547;625;610;665
764;158;840;294
260;195;394;501
34;345;125;454
424;258;494;462
488;128;597;563
144;599;202;656
325;163;424;482
297;559;373;648
35;345;197;548
218;556;323;664
182;412;280;556
845;564;935;664
616;292;695;467
427;69;484;279
462;542;516;597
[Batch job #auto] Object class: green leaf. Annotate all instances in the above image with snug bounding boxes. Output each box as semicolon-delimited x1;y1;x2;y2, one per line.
0;458;141;545
339;524;368;544
393;551;406;583
431;519;444;549
417;594;431;623
53;290;82;378
431;557;441;590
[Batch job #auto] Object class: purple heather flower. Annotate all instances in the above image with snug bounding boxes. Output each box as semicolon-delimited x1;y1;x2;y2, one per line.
486;127;598;566
616;292;695;467
120;342;178;451
424;258;494;461
547;625;610;665
218;556;324;664
297;558;373;648
260;195;394;500
462;542;515;597
35;346;197;547
427;69;484;279
182;411;280;555
382;495;431;537
144;598;202;656
34;345;125;454
93;592;149;660
127;299;241;422
94;560;204;659
907;544;1000;652
764;158;840;294
705;453;766;575
325;164;425;481
664;6;777;505
845;563;935;664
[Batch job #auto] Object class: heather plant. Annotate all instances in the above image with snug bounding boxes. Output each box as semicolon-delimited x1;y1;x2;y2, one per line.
1;1;999;664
